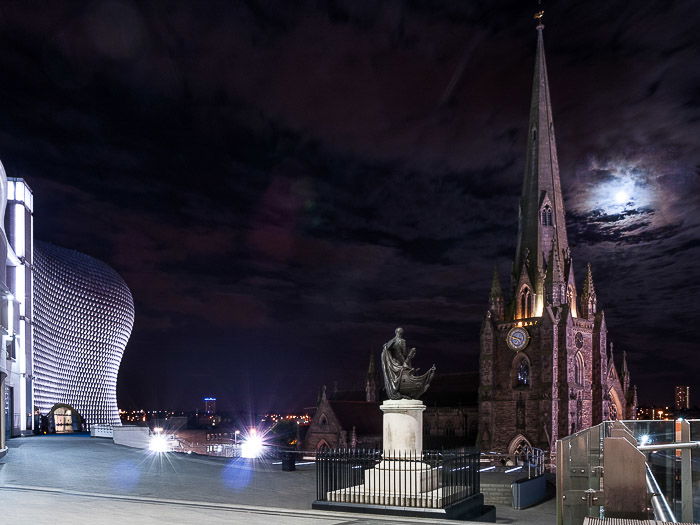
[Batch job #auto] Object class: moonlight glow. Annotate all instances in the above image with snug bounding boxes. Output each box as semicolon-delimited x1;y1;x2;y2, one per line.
587;165;653;215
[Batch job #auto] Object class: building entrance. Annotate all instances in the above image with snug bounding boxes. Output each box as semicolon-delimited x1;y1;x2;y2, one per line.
54;407;73;433
50;405;81;433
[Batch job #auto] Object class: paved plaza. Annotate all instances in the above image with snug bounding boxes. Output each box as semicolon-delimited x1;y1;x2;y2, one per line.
0;435;555;524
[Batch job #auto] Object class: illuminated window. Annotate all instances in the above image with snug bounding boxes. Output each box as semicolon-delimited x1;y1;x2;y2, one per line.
515;358;530;387
15;181;24;203
519;286;533;318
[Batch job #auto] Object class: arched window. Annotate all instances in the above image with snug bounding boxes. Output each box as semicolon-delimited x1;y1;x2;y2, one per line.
519;286;533;318
515;357;530;387
574;352;585;385
319;414;328;428
567;285;575;305
541;205;553;226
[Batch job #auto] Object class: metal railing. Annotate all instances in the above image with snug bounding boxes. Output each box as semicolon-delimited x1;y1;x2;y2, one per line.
481;446;546;479
557;419;700;525
315;448;480;509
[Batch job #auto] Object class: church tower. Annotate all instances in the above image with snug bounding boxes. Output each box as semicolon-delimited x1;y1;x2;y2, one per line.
477;12;634;454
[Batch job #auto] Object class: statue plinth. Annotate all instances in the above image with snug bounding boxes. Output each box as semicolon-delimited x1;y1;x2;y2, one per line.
380;399;426;455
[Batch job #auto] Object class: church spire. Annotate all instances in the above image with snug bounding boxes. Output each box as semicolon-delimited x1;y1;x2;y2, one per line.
514;11;569;310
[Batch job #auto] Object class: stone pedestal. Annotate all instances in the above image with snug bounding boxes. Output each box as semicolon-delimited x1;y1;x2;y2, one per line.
380;399;425;454
318;397;490;520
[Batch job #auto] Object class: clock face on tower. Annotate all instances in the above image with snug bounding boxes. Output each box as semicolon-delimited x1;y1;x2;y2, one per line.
506;327;530;351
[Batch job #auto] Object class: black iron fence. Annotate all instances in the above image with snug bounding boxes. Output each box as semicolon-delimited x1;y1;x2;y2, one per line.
315;448;480;509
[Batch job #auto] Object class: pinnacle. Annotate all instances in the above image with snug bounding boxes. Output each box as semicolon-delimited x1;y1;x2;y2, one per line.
489;267;503;298
582;263;596;296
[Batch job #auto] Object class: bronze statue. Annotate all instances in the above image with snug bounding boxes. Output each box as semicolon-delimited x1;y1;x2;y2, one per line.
381;327;436;400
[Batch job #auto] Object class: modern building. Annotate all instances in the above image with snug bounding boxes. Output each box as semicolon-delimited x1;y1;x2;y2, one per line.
1;172;34;456
1;165;134;456
33;241;134;430
204;397;217;414
478;17;637;454
675;386;690;411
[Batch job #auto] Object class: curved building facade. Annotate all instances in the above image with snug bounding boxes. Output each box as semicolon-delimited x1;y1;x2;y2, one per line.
33;241;134;427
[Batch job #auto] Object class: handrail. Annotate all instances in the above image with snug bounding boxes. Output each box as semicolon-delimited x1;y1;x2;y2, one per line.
645;463;677;523
637;441;700;451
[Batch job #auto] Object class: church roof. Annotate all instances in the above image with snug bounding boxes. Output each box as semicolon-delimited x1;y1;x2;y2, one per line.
328;401;382;435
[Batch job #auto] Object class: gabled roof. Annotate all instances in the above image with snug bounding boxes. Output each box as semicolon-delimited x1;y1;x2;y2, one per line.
328;401;382;435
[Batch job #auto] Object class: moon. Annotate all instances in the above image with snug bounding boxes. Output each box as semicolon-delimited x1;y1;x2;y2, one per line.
613;189;630;205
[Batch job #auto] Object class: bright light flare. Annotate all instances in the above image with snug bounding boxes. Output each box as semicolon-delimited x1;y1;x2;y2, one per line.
149;433;171;453
241;429;265;459
640;434;651;446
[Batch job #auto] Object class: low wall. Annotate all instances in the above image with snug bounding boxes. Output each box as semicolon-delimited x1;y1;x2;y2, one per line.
113;426;150;449
91;424;114;438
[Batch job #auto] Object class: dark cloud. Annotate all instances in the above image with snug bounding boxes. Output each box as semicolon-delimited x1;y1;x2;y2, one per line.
0;1;697;410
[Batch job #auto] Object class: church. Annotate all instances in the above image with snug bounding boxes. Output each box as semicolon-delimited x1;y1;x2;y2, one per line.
478;16;637;455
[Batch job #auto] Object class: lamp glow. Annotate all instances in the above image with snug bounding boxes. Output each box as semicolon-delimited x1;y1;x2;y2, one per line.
149;433;171;453
640;434;650;446
241;431;265;459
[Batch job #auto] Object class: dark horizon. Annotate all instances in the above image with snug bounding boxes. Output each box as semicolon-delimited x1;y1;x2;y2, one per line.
0;1;697;412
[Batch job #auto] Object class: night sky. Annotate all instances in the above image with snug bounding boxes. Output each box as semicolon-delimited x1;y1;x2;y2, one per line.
0;1;697;412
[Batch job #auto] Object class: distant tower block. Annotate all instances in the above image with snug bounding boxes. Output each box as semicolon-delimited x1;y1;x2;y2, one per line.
675;386;690;411
33;242;135;428
204;397;217;414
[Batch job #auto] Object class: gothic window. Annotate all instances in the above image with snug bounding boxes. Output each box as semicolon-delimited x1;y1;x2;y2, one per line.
574;352;585;386
319;414;328;428
567;285;575;306
515;357;530;388
541;205;553;226
519;286;533;318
